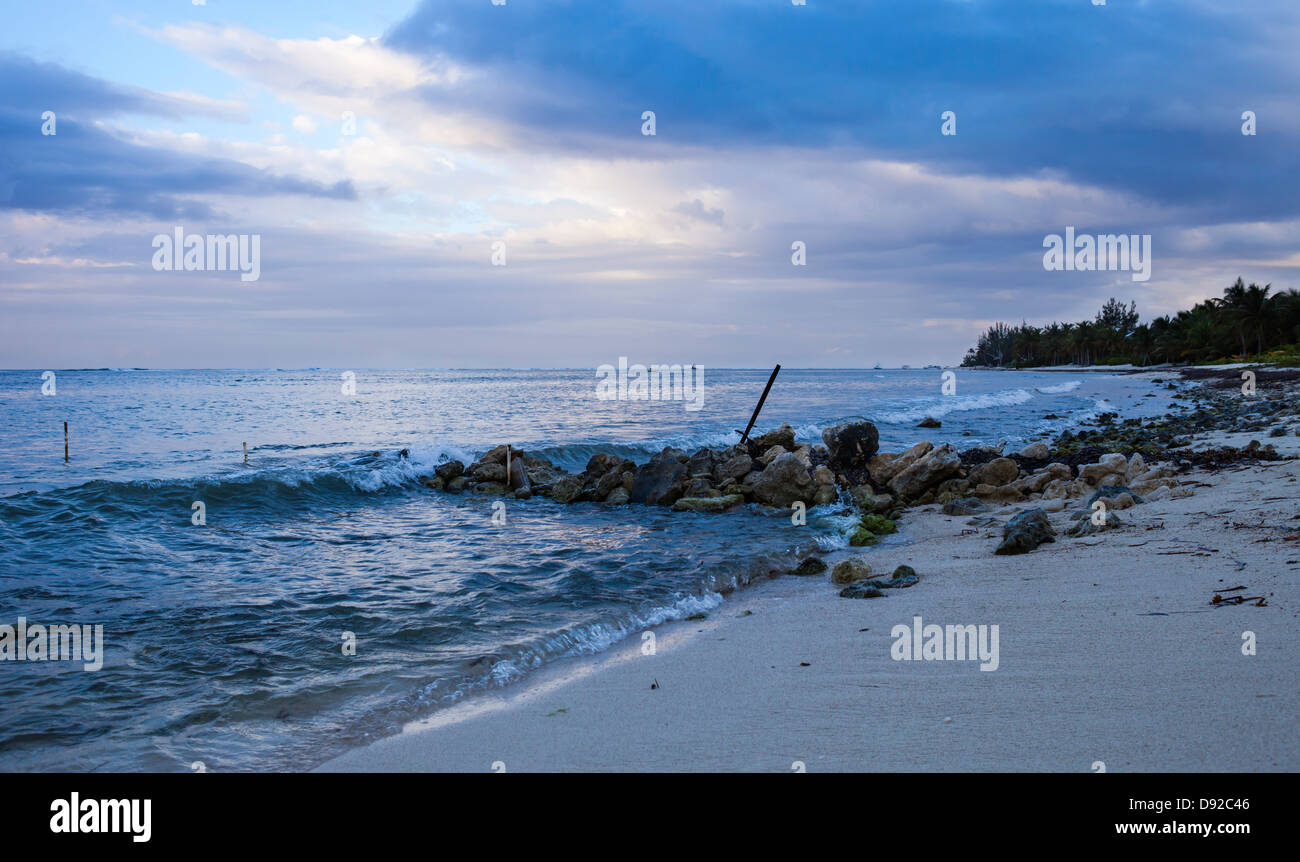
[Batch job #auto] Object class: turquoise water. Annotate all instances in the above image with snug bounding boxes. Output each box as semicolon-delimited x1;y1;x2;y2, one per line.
0;368;1166;771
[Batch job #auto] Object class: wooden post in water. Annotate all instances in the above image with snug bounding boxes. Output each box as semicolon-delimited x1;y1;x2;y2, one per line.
64;421;68;462
736;365;781;444
506;445;512;485
243;442;248;464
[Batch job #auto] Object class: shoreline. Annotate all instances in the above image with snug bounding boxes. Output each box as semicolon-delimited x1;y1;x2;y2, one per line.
318;370;1300;772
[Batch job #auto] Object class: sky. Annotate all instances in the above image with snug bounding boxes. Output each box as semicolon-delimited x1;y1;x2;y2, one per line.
1;0;1297;368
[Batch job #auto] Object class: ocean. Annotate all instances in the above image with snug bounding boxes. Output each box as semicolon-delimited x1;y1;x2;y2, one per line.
0;367;1175;771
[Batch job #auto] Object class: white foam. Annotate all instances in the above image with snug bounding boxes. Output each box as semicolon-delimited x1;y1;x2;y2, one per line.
1035;380;1083;394
874;388;1035;424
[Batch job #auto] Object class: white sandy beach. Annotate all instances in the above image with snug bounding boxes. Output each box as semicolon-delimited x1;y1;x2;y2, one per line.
319;427;1300;773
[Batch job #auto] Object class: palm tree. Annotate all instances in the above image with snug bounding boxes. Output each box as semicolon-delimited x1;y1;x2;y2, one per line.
1238;282;1274;356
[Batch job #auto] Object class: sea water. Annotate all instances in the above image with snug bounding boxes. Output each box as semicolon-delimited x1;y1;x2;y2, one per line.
0;368;1175;770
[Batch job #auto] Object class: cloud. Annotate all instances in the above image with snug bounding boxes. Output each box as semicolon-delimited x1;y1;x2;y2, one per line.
0;53;356;219
2;3;1298;368
380;0;1300;221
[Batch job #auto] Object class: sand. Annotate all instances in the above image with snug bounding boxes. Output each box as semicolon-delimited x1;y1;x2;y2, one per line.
317;433;1300;773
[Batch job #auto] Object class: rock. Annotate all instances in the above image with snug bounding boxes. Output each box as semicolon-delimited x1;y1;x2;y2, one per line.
838;583;886;599
821;420;881;469
584;453;621;477
792;557;828;576
595;469;626;500
1041;498;1066;512
1019;442;1050;460
832;558;873;584
480;445;510;464
685;476;719;497
1124;453;1148;482
1079;454;1128;483
792;445;813;467
943;497;988;516
629;458;688;506
995;508;1056;555
758;445;788;466
935;477;972;498
1129;477;1174;497
968;457;1019;488
1066;510;1123;537
813;484;838;506
751;452;817;508
1144;485;1171;502
714;451;754;483
420;475;445;490
888;444;960;499
1018;463;1071;494
472;482;509;495
507;461;532;495
672;494;744;513
868;441;932;485
851;486;894;513
751;423;796;452
1135;465;1173;483
812;464;835;486
849;528;879;546
603;487;630;505
549;474;585;504
859;514;897;535
861;565;921;590
434;460;465;481
918;417;941;428
445;476;469;494
974;483;1026;503
1086;485;1145;507
686;448;716;478
470;462;508;483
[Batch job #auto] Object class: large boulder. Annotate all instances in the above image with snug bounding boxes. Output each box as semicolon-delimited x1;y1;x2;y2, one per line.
714;451;756;483
594;469;625;500
888;444;960;499
868;441;932;485
686;448;716;478
821;420;880;469
1079;454;1128;484
967;457;1019;488
548;474;585;504
995;508;1056;555
434;460;465;481
850;485;894;513
751;423;797;452
628;459;688;506
469;461;508;483
1019;441;1050;460
583;453;622;479
750;452;817;508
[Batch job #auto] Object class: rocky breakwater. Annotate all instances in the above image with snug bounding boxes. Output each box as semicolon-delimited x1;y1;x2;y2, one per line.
417;422;859;514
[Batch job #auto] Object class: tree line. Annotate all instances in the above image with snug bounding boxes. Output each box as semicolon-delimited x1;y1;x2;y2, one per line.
960;279;1299;367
